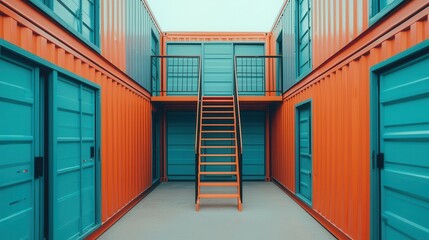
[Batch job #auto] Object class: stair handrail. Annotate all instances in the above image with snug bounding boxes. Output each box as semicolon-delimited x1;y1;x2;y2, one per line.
233;56;244;203
194;56;203;203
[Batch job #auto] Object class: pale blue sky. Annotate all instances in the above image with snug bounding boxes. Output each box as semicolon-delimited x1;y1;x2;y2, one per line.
146;0;285;32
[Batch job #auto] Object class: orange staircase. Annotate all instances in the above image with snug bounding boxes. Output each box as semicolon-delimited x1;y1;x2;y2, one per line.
195;96;242;211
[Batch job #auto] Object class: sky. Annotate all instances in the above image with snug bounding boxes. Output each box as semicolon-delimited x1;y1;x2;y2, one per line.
146;0;285;32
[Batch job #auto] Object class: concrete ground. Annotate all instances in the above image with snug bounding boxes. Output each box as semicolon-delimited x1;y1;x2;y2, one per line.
99;182;336;240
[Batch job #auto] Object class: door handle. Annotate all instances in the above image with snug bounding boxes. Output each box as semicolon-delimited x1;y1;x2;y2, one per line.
90;146;95;159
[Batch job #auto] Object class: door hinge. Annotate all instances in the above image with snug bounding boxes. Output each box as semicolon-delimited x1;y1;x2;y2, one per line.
34;156;43;178
377;153;384;169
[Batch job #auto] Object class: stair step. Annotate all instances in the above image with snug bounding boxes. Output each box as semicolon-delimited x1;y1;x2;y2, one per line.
202;111;234;114
200;171;238;175
202;117;234;120
201;138;235;141
201;154;236;157
200;145;235;149
203;99;234;103
202;124;235;126
199;182;238;187
199;193;239;199
203;105;233;108
203;96;233;98
200;162;236;165
202;130;235;133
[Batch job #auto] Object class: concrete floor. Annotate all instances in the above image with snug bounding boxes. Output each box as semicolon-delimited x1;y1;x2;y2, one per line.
99;182;336;240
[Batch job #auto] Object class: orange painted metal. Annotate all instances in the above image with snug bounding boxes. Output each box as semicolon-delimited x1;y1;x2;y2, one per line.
101;0;127;71
162;32;269;43
270;2;429;239
0;1;155;224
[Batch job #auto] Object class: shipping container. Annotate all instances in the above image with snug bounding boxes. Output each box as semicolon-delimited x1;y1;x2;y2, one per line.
0;0;428;239
0;0;159;239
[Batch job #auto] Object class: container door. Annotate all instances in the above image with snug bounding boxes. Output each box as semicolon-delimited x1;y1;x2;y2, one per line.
50;74;96;239
152;113;161;182
241;111;265;180
297;0;311;76
203;43;234;95
167;111;196;180
296;102;312;204
81;86;96;233
379;52;429;239
0;57;39;239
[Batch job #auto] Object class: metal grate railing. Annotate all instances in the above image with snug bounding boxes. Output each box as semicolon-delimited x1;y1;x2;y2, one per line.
235;55;283;96
151;56;201;96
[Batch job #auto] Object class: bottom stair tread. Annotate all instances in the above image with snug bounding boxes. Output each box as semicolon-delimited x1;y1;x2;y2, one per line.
199;193;239;199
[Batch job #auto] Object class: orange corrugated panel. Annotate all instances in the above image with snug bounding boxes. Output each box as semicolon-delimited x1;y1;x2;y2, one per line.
163;32;269;44
312;0;370;67
101;0;126;71
1;0;154;224
271;3;429;239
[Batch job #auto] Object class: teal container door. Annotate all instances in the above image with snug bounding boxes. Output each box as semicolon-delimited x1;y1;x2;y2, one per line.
50;74;96;239
241;111;265;180
297;0;311;76
152;113;161;182
0;57;39;239
166;111;196;180
234;44;265;96
378;52;429;239
151;33;160;95
296;102;312;204
203;43;234;95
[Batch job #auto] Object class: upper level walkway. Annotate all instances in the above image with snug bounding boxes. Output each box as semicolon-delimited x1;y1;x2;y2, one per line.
151;55;283;106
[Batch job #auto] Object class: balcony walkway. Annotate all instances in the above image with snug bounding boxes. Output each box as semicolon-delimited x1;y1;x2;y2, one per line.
99;182;335;240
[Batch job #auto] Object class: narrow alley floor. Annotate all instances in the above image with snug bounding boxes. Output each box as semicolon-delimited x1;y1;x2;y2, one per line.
99;182;336;240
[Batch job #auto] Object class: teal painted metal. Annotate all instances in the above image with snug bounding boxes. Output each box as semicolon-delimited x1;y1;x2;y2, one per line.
369;0;406;25
372;44;429;240
272;0;296;92
0;39;102;240
152;113;161;182
166;110;265;181
167;111;197;180
126;0;160;91
30;0;100;50
151;33;160;96
166;43;270;96
0;56;39;240
241;111;265;180
234;44;265;96
296;0;311;78
203;43;234;95
50;73;98;239
296;101;312;205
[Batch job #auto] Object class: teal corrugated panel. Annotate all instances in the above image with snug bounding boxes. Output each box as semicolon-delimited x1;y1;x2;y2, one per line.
125;0;160;91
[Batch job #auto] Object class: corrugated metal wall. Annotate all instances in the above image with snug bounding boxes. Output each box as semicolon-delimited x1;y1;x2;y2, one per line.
0;0;156;223
312;0;368;67
163;32;269;44
270;2;429;239
101;0;127;71
126;0;161;91
270;0;296;92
